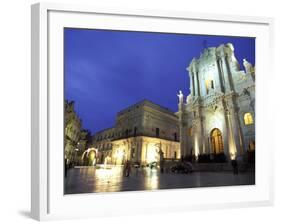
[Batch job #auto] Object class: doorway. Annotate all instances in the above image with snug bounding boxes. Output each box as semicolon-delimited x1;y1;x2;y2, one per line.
211;128;224;154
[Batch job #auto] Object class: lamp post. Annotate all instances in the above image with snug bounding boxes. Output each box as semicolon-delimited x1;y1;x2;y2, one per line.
74;148;79;166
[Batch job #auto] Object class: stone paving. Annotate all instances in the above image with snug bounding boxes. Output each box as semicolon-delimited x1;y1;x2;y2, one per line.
64;165;255;194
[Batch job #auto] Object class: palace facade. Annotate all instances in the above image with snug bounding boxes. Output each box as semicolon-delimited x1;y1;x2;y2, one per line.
92;100;180;165
178;43;255;161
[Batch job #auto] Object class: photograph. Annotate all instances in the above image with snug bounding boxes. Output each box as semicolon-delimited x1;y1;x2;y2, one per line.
63;28;255;194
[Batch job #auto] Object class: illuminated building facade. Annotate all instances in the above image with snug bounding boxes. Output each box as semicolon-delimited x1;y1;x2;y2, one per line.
91;127;115;164
64;100;82;164
178;43;255;161
92;100;180;165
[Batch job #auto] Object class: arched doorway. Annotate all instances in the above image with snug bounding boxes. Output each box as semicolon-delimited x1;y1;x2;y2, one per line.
211;128;224;154
81;148;97;166
88;151;96;166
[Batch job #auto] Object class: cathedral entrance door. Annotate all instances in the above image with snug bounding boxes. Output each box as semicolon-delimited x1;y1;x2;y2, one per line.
211;128;224;154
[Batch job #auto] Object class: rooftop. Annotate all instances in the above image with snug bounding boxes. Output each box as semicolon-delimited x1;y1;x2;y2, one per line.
117;99;177;117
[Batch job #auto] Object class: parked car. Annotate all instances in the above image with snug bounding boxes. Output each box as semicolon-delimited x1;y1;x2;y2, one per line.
171;161;193;174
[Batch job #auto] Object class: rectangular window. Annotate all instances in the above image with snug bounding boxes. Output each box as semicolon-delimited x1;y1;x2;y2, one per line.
156;128;160;137
211;80;214;89
174;132;177;141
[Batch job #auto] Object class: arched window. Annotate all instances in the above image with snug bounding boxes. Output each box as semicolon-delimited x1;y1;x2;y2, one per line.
244;113;254;125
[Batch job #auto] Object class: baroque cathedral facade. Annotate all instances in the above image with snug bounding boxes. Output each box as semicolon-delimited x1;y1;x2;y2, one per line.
178;43;255;161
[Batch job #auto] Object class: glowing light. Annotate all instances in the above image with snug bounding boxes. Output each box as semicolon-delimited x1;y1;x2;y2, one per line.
146;144;158;163
244;112;253;125
92;159;96;166
230;153;236;160
95;167;112;178
81;148;98;160
115;149;124;160
194;134;199;159
114;149;125;165
104;156;108;166
93;166;123;192
227;114;237;160
144;168;159;190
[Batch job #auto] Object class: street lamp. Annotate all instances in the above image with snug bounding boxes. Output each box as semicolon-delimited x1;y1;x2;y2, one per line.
74;148;79;166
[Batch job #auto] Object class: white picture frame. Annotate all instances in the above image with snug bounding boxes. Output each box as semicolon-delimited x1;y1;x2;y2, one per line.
31;2;274;221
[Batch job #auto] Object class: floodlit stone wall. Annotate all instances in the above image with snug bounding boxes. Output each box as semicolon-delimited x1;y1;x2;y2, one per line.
92;100;180;165
179;43;255;161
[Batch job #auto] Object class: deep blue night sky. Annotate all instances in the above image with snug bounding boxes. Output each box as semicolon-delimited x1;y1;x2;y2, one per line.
64;28;255;134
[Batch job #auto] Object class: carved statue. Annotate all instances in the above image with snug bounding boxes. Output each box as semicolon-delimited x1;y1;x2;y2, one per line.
243;59;253;74
177;90;184;104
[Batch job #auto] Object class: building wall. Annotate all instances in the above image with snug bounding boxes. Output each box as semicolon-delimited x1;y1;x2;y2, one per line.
111;136;180;165
64;100;82;163
91;100;180;165
115;100;179;141
180;43;255;161
91;127;115;163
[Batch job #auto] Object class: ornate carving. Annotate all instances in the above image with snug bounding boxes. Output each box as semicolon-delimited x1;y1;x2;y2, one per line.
242;88;250;96
243;59;253;74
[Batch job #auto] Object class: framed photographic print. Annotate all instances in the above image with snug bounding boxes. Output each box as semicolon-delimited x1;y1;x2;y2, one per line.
31;2;274;221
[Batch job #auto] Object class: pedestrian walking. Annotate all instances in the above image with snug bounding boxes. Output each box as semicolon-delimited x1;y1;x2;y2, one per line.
123;160;131;177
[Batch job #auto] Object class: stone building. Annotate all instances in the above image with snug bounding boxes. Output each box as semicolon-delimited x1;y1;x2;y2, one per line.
77;130;92;165
178;43;255;162
64;100;82;164
92;100;180;165
91;127;115;164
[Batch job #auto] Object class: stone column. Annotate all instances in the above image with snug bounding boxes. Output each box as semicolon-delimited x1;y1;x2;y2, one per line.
224;97;244;160
190;73;195;96
228;98;244;159
178;100;186;158
221;100;230;159
188;59;197;97
196;106;205;155
141;141;148;165
200;74;207;96
126;140;131;161
223;111;231;159
224;55;236;92
195;70;201;96
215;59;223;92
192;71;198;96
218;50;232;93
137;139;142;164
